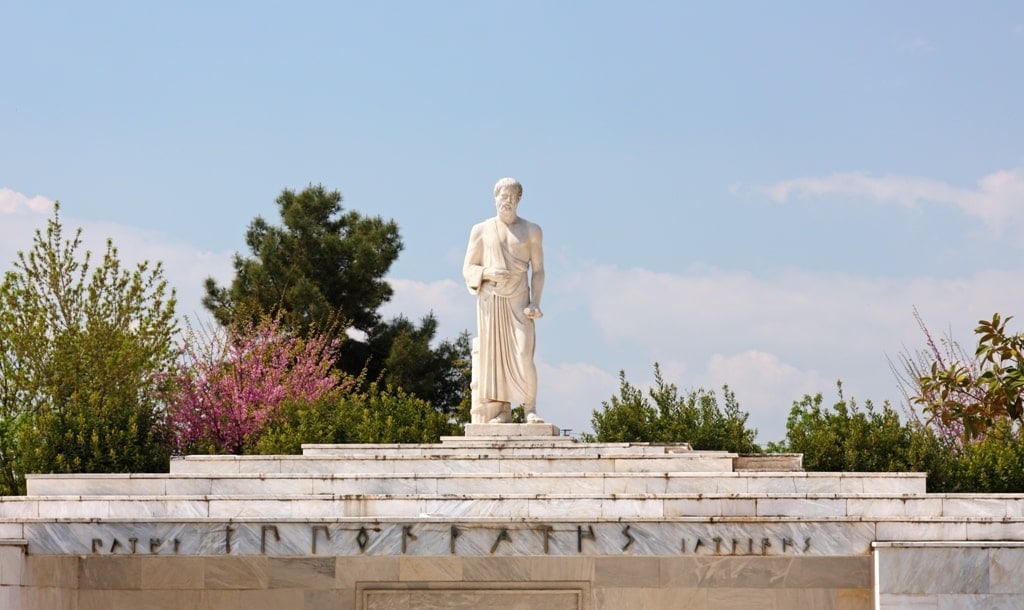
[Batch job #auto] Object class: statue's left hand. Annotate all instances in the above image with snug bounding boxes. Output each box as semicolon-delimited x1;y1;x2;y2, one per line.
524;305;543;319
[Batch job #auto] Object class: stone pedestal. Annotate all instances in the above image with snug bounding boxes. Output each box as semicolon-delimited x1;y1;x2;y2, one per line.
463;422;561;437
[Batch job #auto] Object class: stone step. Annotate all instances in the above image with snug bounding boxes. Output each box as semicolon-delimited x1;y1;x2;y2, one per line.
25;471;926;497
249;442;803;470
302;440;698;457
168;454;742;475
0;491;1016;521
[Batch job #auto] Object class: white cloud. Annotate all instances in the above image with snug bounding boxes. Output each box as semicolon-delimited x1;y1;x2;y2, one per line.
70;220;235;322
562;261;1024;442
0;188;52;214
536;361;619;436
0;211;233;325
6;194;1016;446
743;167;1024;240
381;277;475;338
909;36;935;53
697;350;832;442
387;258;1023;443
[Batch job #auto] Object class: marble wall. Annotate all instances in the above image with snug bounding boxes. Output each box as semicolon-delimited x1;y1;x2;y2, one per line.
875;542;1024;609
0;552;872;610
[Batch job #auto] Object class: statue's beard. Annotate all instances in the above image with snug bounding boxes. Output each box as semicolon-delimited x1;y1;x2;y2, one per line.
498;208;516;223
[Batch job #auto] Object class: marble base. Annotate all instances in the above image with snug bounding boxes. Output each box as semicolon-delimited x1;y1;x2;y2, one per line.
464;423;561;437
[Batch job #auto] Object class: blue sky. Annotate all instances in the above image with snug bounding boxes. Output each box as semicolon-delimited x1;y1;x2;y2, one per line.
3;2;1024;442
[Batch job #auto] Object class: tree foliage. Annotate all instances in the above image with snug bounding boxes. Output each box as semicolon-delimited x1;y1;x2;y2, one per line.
772;382;1024;493
584;364;761;453
0;205;176;493
163;316;345;455
881;309;1024;492
768;387;942;474
360;315;471;415
937;420;1024;493
203;184;402;337
904;312;1024;440
202;184;470;413
256;383;460;454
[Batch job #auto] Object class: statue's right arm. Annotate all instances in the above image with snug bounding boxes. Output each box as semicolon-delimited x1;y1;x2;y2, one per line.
463;224;485;295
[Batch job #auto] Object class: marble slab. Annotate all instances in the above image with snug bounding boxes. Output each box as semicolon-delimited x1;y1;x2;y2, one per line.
22;520;878;557
462;423;562;437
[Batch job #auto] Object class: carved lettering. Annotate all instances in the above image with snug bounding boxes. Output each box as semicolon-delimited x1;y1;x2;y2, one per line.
450;525;460;555
537;525;554;554
76;524;813;558
261;525;279;554
311;526;330;555
490;528;511;554
577;525;595;553
356;526;370;552
402;525;418;554
621;525;635;551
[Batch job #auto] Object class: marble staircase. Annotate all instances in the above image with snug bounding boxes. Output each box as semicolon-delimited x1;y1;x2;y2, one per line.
0;437;958;526
3;436;1023;554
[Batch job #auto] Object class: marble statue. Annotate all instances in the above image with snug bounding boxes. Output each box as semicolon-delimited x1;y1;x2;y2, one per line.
463;177;545;424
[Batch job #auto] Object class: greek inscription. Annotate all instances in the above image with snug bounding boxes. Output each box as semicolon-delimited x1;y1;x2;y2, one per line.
77;524;814;557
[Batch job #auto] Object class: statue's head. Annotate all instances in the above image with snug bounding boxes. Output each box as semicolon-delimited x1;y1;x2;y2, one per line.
493;177;523;200
493;178;522;222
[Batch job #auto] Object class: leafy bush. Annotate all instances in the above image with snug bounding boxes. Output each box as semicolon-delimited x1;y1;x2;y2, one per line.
256;383;460;453
0;206;176;493
584;364;760;453
163;316;343;455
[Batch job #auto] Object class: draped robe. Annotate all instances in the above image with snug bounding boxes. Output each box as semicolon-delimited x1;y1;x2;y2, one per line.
463;217;538;412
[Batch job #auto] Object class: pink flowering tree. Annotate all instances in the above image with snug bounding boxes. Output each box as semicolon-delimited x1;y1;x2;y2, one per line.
164;316;344;454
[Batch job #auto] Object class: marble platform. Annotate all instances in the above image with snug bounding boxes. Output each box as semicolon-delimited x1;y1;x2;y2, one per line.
2;434;1024;608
